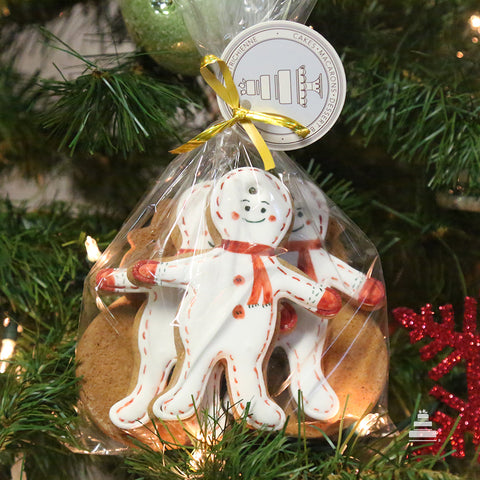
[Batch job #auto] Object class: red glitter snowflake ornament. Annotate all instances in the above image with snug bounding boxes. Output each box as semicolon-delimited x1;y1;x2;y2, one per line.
393;297;480;460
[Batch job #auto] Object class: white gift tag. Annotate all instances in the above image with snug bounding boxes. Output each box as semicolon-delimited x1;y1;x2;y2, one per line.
219;20;346;151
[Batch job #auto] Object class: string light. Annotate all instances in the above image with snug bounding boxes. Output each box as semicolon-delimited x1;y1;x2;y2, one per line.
0;316;23;374
189;446;206;472
0;316;19;374
188;425;223;474
85;235;102;262
469;14;480;30
0;339;16;373
356;413;381;436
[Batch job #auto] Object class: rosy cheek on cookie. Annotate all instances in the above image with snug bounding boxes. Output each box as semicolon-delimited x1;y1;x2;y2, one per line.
268;215;276;222
231;211;240;220
306;220;311;225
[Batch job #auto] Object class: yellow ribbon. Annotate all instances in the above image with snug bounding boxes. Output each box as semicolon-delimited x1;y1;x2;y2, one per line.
170;54;310;171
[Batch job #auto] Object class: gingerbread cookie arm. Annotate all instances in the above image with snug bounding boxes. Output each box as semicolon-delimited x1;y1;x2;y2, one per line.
310;249;385;309
96;267;145;293
132;252;214;288
271;258;341;317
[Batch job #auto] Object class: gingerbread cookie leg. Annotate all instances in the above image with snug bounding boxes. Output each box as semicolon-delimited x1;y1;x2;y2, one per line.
224;350;286;430
197;363;228;436
152;348;218;421
109;288;180;429
153;324;286;430
278;309;338;420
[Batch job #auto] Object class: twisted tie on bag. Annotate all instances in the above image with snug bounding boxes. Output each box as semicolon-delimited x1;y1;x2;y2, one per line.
170;54;310;170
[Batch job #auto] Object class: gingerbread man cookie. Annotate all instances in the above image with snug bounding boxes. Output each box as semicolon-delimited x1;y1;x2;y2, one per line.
95;182;215;430
277;180;386;427
132;167;342;430
284;183;384;307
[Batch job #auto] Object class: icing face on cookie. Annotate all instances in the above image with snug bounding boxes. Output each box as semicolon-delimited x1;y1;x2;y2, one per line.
211;167;292;247
289;182;329;242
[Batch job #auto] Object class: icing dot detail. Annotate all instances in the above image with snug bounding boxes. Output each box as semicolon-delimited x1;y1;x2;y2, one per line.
232;305;245;319
233;275;245;285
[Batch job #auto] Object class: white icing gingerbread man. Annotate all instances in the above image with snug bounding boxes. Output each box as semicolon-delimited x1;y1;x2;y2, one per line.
132;167;342;430
96;182;215;429
278;181;385;420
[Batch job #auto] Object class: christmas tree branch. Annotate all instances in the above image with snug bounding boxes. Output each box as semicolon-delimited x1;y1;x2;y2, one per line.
0;200;117;454
39;29;200;156
0;63;60;176
124;409;462;480
312;0;480;194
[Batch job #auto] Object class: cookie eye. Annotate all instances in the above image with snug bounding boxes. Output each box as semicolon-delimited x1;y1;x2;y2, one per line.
245;205;251;211
261;208;266;213
249;187;257;194
298;211;304;218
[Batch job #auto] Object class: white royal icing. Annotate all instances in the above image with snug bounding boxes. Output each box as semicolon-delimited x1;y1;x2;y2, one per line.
134;168;339;430
101;182;216;430
278;181;377;420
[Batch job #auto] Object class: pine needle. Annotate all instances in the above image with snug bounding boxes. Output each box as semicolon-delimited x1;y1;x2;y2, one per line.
39;30;199;156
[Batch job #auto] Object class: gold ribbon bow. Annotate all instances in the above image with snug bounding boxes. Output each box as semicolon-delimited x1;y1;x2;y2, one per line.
170;54;310;171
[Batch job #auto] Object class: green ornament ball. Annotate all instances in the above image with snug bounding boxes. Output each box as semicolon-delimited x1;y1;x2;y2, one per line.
120;0;201;75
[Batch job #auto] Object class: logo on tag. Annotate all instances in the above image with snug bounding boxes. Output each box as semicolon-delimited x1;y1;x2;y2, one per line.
409;410;438;442
220;20;346;151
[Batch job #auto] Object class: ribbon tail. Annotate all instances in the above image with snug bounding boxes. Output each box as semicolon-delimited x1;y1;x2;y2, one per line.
201;55;240;107
170;118;237;154
246;111;310;138
241;122;276;171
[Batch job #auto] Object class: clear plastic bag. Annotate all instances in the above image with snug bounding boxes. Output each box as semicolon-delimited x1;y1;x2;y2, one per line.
75;0;390;454
76;130;389;451
176;0;317;57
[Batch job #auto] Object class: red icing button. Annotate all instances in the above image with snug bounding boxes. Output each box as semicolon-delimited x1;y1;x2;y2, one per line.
279;302;298;333
232;305;245;319
233;275;245;285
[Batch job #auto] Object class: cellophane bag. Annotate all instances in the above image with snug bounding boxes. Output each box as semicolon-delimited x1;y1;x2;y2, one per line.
175;0;317;57
75;0;390;454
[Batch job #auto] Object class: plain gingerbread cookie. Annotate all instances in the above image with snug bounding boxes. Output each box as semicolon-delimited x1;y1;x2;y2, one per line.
76;296;193;448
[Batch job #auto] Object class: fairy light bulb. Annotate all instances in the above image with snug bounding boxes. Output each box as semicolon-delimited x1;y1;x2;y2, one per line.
469;14;480;29
85;236;102;262
0;316;19;373
356;413;381;436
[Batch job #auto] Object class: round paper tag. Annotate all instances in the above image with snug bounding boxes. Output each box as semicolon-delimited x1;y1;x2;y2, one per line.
219;20;346;151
